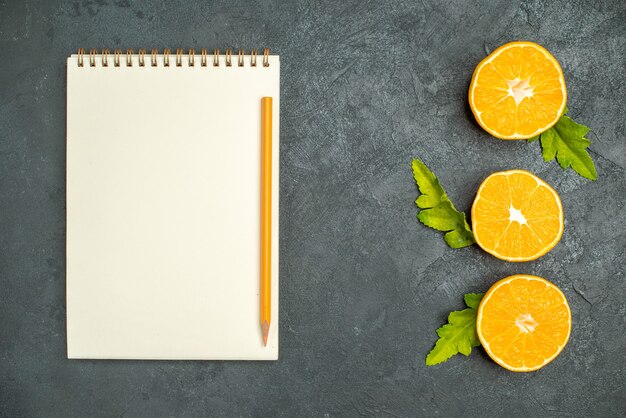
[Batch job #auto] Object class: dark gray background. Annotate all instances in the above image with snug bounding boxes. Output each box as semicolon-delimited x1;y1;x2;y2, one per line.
1;0;625;416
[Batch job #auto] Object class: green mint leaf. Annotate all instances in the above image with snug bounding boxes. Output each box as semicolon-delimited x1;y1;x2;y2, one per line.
463;293;483;309
527;107;597;180
411;159;475;248
425;293;484;366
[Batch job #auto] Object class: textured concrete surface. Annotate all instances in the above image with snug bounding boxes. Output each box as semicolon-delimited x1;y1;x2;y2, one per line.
1;0;625;416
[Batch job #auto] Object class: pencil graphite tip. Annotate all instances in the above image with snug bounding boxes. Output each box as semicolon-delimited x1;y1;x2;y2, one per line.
261;321;270;347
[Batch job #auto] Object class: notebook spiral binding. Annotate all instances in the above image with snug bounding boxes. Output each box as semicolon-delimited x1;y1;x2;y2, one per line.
76;48;270;68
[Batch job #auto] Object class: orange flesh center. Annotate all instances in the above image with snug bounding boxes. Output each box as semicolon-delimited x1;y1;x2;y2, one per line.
507;78;533;106
515;313;538;333
509;206;527;225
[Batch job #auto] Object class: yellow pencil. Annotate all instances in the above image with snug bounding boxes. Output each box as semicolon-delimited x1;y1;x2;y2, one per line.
261;97;272;346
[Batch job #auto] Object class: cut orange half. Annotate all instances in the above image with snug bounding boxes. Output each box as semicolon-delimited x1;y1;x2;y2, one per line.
477;275;571;372
471;170;563;262
469;41;567;139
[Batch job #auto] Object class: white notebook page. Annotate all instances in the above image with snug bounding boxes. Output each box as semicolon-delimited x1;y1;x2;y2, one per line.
66;53;279;360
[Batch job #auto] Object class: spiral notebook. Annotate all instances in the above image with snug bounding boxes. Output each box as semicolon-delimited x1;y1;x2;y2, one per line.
66;48;279;360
